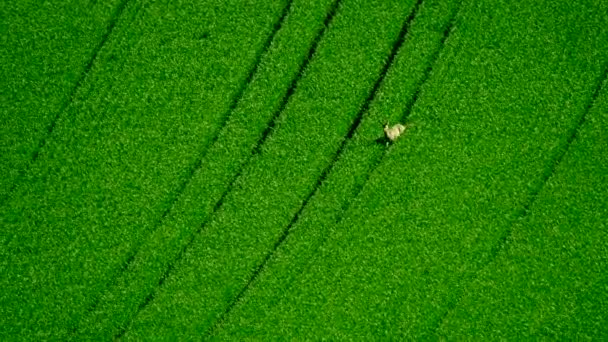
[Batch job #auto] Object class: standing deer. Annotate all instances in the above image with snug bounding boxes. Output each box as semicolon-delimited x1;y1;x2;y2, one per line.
383;122;407;146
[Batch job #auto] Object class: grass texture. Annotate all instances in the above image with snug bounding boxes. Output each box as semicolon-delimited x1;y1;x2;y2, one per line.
212;0;608;338
1;0;287;339
1;0;607;339
0;0;124;202
121;0;421;338
439;72;608;339
74;0;337;338
213;0;461;337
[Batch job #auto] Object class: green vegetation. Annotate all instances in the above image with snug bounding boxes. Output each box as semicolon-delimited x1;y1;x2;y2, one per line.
212;0;608;338
75;0;337;338
439;77;608;339
213;0;460;337
0;0;124;201
1;0;607;339
122;0;422;338
1;0;288;339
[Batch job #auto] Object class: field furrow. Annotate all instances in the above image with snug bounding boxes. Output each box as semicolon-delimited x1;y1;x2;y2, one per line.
211;0;462;338
0;0;125;202
439;69;608;339
209;0;608;338
119;0;420;339
1;0;606;339
73;0;339;338
208;0;426;333
0;0;287;339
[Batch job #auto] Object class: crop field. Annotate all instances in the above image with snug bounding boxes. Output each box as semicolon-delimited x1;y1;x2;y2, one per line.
1;0;607;340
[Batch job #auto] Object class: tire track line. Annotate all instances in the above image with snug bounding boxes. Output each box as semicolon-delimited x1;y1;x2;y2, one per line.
111;0;340;338
72;0;293;337
204;0;426;337
431;62;608;335
1;0;132;206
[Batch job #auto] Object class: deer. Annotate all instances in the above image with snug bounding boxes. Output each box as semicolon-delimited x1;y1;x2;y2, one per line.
383;122;407;146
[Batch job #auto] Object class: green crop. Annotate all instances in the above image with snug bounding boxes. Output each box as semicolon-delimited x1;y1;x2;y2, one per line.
1;0;288;339
439;74;608;339
0;0;124;201
214;0;608;339
1;0;607;339
74;0;338;338
122;0;422;339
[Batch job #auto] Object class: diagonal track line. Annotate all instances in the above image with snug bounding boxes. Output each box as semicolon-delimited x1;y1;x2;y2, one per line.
130;0;341;331
136;0;295;263
285;1;462;291
203;0;428;337
255;3;462;335
211;1;463;332
248;0;460;314
109;0;340;338
0;0;132;206
431;62;608;335
352;0;462;209
71;0;294;337
250;0;342;157
491;64;608;258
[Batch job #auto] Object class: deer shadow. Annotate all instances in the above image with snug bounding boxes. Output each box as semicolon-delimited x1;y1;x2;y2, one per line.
374;136;392;147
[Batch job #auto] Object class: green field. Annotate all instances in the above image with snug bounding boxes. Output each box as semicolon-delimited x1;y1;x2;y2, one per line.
1;0;607;339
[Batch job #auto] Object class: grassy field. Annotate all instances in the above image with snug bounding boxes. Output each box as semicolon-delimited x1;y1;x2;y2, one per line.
0;0;124;201
1;0;607;340
439;79;608;339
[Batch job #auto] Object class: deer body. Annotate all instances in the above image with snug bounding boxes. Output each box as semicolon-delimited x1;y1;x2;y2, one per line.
383;123;406;144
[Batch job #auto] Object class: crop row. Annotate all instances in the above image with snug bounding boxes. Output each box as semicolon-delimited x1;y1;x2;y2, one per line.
1;0;288;339
74;0;338;338
440;72;608;339
0;0;124;201
2;0;606;339
214;0;608;338
213;0;461;337
118;0;421;339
